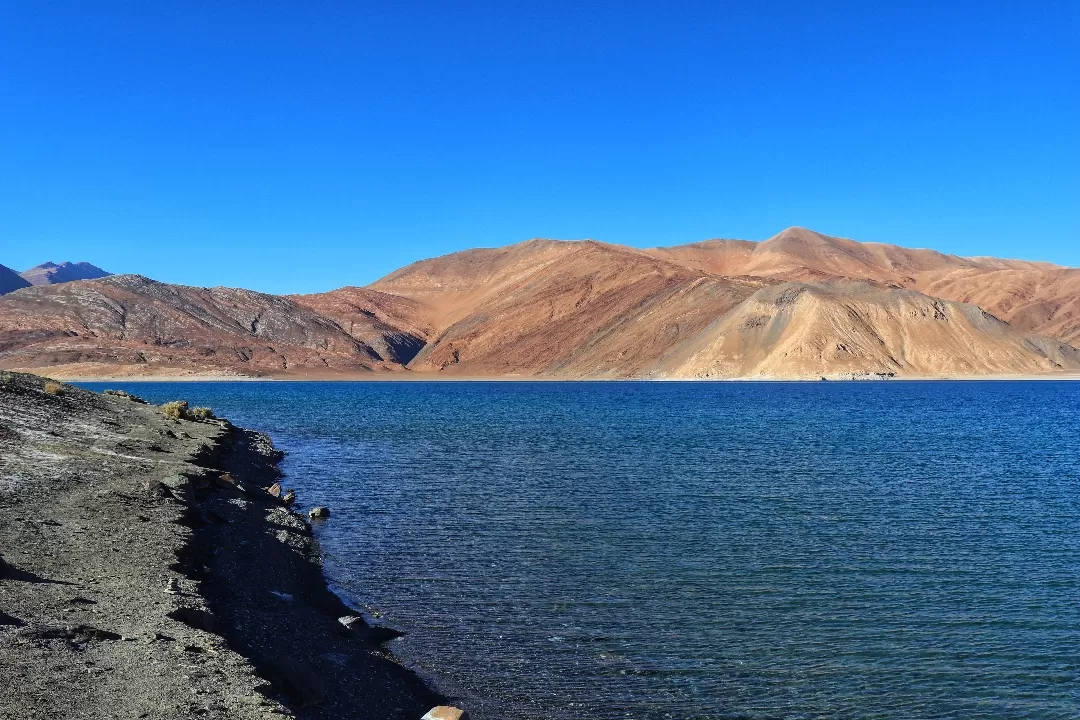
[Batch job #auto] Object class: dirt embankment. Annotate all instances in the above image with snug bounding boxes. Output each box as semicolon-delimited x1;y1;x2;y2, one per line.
0;372;444;719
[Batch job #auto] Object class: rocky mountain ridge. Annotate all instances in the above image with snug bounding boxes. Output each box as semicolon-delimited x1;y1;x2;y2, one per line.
1;228;1078;379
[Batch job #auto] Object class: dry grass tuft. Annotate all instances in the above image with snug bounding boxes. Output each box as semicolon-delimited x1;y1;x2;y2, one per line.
161;400;189;420
162;400;218;422
43;380;64;396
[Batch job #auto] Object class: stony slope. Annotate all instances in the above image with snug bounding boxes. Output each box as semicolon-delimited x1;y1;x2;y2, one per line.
20;261;112;286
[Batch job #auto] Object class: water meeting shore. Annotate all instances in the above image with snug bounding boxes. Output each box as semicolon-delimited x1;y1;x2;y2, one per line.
0;372;447;719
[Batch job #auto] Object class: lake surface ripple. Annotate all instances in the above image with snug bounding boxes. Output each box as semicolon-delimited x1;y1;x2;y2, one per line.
81;381;1080;719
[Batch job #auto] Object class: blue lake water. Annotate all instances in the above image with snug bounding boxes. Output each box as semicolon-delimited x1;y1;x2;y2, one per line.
79;381;1080;719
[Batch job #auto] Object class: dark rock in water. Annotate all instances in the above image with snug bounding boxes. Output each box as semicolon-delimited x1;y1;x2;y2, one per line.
337;615;404;644
308;506;330;519
359;624;404;644
167;607;216;632
264;655;327;708
422;706;470;720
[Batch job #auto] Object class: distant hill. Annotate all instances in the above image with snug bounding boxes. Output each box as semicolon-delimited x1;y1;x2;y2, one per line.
1;228;1078;379
0;264;32;295
20;261;112;286
0;274;424;378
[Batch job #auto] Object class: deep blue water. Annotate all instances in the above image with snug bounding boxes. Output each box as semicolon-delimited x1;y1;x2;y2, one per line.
79;381;1080;719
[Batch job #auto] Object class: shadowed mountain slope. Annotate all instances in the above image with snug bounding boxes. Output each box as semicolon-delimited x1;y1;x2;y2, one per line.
0;264;32;295
290;286;431;366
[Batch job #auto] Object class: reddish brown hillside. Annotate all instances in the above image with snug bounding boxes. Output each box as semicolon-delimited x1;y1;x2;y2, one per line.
650;227;1080;344
2;228;1077;379
290;286;432;365
0;275;409;377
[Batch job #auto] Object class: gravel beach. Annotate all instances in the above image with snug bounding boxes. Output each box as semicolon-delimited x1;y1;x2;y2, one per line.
0;372;444;719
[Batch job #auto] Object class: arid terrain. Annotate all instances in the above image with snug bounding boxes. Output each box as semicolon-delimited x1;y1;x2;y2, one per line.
2;228;1079;379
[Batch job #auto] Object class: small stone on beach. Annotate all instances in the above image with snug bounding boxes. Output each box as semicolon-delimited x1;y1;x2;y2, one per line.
214;472;238;489
422;706;470;720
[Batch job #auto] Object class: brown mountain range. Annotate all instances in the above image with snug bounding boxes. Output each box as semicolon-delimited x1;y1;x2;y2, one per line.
1;227;1078;379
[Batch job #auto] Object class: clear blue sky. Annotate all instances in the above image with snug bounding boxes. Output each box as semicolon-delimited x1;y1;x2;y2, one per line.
1;2;1076;294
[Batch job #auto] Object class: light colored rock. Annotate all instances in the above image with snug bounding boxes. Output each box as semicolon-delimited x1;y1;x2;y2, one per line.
308;506;330;519
422;706;469;720
214;472;238;489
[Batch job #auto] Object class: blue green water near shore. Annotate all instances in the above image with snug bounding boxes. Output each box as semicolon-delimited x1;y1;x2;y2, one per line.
80;381;1080;719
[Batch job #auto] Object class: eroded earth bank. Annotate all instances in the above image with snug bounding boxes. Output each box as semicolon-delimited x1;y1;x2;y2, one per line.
0;372;445;719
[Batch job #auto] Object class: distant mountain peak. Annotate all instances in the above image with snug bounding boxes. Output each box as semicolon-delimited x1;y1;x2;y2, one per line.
20;261;112;286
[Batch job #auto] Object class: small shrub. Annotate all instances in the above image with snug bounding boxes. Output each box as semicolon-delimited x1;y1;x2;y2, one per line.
161;400;189;420
189;406;215;421
43;380;64;396
161;400;218;422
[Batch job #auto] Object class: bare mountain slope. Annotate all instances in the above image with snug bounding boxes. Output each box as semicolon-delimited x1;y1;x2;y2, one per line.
664;282;1080;379
651;227;1080;344
290;286;432;366
393;241;765;376
1;229;1077;379
0;275;413;377
366;237;1079;378
913;267;1080;346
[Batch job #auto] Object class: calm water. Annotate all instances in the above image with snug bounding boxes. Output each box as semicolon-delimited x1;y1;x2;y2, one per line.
80;381;1080;719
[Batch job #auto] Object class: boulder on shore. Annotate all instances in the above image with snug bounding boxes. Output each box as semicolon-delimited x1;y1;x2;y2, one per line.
308;506;330;519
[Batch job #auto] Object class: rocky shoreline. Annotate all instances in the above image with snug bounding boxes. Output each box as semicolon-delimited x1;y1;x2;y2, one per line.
0;372;451;719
